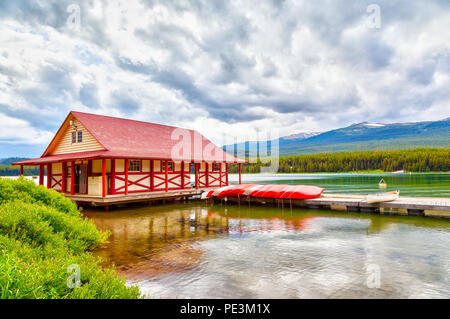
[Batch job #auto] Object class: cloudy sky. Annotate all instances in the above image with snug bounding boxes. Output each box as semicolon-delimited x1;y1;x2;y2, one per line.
1;0;450;158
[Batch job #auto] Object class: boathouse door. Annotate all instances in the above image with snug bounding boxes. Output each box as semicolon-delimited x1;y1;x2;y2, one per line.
74;164;87;194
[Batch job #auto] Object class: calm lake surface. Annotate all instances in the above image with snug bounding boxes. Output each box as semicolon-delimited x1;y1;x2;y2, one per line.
84;173;450;298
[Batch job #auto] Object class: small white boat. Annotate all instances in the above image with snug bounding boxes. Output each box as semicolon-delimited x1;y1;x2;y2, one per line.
378;178;387;188
392;170;405;174
366;190;400;204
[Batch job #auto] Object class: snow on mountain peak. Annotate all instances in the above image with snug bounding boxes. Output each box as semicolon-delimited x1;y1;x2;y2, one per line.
363;123;385;128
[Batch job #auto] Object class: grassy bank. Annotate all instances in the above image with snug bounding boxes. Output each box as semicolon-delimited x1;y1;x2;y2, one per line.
0;178;140;299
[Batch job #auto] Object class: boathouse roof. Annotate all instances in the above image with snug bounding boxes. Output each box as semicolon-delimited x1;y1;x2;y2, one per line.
13;111;245;165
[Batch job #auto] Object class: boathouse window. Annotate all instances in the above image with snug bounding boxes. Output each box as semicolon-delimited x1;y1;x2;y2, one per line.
72;132;76;144
161;160;174;172
212;163;221;172
128;160;141;172
77;131;82;143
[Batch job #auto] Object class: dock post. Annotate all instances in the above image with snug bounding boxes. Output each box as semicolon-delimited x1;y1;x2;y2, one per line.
407;209;425;216
39;164;44;185
125;159;129;195
70;162;75;195
206;162;209;187
102;158;106;198
61;162;66;192
219;163;222;187
111;159;115;194
47;164;52;189
181;161;184;188
238;163;242;185
225;163;229;186
165;160;168;192
195;163;199;189
150;160;154;191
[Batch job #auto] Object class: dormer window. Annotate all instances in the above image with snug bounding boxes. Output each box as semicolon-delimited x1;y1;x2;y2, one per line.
72;132;76;143
77;131;82;143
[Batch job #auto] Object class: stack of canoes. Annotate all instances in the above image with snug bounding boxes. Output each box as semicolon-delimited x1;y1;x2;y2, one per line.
201;184;324;200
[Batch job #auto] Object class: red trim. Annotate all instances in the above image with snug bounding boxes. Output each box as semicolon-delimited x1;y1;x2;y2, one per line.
225;163;229;186
125;159;129;195
70;162;75;195
61;162;66;192
219;163;222;187
239;163;241;185
114;174;151;192
46;164;52;188
102;158;106;198
150;160;154;191
165;160;168;192
195;163;199;189
205;162;209;187
111;159;116;194
39;165;44;185
181;161;184;190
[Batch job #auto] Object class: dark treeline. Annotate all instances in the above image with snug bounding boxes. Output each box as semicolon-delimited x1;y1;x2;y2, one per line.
0;165;40;176
229;148;450;173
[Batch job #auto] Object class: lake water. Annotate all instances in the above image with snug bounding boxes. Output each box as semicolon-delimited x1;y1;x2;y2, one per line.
84;173;450;299
228;173;450;197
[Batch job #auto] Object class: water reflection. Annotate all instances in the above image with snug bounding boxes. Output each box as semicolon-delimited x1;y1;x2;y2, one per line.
85;203;450;298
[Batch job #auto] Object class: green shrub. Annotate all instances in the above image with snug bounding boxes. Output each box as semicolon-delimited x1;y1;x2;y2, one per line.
0;178;140;299
0;177;79;216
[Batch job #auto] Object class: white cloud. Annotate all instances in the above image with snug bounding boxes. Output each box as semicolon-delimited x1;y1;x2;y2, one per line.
0;0;449;154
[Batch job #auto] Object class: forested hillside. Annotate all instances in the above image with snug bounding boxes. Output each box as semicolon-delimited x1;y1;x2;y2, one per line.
229;148;450;173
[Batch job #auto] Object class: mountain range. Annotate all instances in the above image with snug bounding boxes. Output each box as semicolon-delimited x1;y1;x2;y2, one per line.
224;117;450;157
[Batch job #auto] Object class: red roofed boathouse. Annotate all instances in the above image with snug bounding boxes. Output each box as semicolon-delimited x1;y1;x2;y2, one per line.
13;111;245;208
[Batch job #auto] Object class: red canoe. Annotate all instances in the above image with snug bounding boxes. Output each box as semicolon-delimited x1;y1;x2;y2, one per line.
279;185;324;199
257;185;292;198
247;185;274;197
220;184;258;197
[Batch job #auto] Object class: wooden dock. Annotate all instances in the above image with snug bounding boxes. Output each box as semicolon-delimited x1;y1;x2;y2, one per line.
66;187;450;218
224;193;450;218
66;188;215;207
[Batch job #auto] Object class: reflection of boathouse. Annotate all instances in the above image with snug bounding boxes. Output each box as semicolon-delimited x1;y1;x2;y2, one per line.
13;111;245;206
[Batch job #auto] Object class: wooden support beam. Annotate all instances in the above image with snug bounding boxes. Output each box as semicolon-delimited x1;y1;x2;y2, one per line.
70;162;75;195
225;163;228;186
102;158;106;198
47;164;52;189
39;164;44;185
205;162;209;187
219;163;222;187
61;162;66;192
195;163;199;189
181;161;184;189
125;159;129;195
111;159;115;194
20;165;23;177
165;160;168;192
150;159;154;191
238;163;242;185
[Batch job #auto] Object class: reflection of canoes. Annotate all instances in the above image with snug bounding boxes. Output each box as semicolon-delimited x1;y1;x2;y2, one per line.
366;191;399;204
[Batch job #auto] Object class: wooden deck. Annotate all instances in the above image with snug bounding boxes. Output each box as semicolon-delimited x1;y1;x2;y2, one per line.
65;187;450;218
224;193;450;217
66;188;215;206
